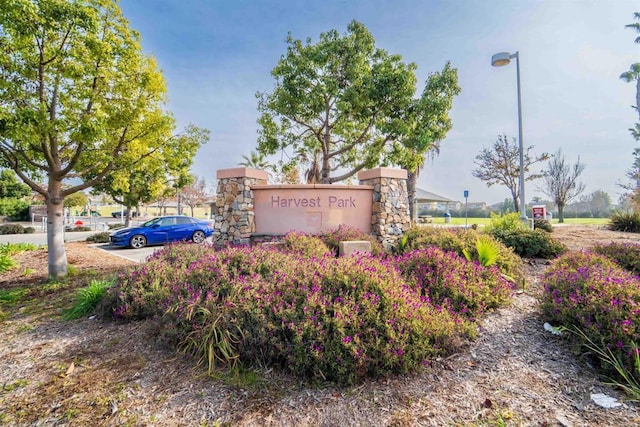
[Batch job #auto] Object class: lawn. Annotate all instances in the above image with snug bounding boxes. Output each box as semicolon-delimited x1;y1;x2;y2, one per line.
427;216;609;226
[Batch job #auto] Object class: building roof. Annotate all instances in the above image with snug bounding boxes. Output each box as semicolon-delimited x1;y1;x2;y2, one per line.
415;188;455;203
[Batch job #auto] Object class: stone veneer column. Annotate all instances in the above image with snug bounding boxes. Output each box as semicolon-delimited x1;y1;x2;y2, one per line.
214;167;269;246
358;168;411;249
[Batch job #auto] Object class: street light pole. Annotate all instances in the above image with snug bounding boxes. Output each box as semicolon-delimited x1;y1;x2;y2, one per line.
491;51;527;221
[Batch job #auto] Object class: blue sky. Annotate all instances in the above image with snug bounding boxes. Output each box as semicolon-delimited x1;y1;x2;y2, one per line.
119;0;638;205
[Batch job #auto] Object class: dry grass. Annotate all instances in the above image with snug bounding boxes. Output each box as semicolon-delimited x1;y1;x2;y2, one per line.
1;228;640;426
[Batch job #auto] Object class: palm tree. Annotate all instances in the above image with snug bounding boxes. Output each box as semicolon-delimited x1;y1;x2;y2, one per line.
239;151;271;170
620;63;640;121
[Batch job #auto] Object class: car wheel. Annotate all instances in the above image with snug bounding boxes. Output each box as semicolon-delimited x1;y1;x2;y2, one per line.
130;234;147;249
192;230;206;244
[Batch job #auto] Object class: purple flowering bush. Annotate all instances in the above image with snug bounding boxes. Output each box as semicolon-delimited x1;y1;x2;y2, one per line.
541;251;640;376
321;225;384;256
396;247;513;320
396;226;523;284
106;243;489;384
593;242;640;275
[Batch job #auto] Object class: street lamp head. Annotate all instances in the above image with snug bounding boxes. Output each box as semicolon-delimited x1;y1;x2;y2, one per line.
491;52;512;67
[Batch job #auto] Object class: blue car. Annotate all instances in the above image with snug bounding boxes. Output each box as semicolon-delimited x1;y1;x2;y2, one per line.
109;215;214;249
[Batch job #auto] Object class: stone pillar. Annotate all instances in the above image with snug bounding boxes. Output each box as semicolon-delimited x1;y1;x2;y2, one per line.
214;167;268;246
358;168;411;249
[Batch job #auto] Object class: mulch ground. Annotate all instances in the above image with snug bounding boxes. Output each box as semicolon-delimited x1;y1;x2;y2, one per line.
1;226;640;426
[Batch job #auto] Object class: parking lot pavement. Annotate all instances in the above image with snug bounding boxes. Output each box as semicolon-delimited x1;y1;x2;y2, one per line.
92;244;160;263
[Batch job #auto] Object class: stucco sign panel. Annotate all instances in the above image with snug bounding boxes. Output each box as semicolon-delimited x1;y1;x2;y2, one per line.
252;185;373;234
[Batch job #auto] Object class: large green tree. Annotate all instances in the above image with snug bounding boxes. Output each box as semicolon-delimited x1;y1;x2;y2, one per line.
256;21;419;184
0;0;208;278
92;124;207;226
387;62;460;220
472;134;549;213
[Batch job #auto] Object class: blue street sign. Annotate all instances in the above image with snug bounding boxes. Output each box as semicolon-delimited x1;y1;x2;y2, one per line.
463;190;469;198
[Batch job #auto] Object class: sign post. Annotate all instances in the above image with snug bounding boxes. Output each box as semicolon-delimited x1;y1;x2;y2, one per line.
463;190;469;228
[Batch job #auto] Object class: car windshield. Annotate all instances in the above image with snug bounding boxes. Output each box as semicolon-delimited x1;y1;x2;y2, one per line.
142;218;162;227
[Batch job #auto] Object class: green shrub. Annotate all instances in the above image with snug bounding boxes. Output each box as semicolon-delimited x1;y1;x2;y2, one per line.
0;254;16;273
609;211;640;233
280;231;332;258
0;224;25;235
67;226;91;232
396;247;513;320
64;280;114;320
0;242;38;256
541;251;640;387
24;226;35;234
485;212;528;234
488;228;566;259
107;244;475;384
397;226;469;255
86;232;111;243
397;227;523;284
321;225;384;256
593;242;640;275
108;223;126;230
533;219;553;232
0;198;30;220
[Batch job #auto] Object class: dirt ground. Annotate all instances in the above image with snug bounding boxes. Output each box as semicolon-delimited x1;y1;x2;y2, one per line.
2;225;640;426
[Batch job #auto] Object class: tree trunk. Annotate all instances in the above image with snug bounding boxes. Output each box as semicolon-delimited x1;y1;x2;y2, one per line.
125;207;132;228
558;203;565;223
407;170;417;222
512;194;520;213
46;182;67;279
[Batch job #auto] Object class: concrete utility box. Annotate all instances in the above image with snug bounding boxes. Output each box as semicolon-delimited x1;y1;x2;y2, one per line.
339;240;372;257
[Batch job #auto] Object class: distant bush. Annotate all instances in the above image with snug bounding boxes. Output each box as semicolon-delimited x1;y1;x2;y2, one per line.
488;228;566;259
0;198;29;221
533;219;553;232
86;232;110;243
24;226;35;234
321;225;384;256
108;223;126;230
609;211;640;233
0;224;27;235
66;226;91;232
593;242;640;275
485;212;528;234
541;251;640;382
